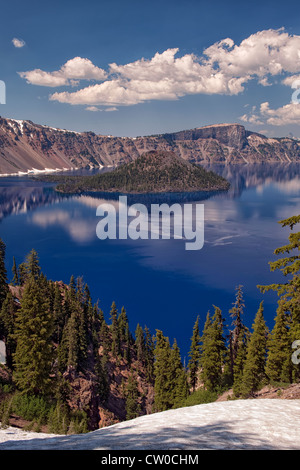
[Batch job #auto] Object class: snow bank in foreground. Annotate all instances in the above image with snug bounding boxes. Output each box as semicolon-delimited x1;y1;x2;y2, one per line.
0;399;299;450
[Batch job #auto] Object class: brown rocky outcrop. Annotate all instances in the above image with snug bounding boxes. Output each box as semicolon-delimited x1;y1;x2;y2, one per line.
0;118;299;175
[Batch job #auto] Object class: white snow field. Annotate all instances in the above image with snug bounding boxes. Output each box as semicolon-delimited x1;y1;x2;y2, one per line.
0;399;299;450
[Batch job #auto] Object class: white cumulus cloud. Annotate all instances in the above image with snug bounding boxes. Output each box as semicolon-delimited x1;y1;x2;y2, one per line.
19;57;107;87
18;28;300;116
12;38;25;48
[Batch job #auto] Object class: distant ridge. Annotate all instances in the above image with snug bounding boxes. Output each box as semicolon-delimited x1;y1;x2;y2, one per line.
0;116;300;175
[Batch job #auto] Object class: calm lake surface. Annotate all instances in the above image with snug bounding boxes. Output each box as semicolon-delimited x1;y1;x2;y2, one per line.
1;163;300;359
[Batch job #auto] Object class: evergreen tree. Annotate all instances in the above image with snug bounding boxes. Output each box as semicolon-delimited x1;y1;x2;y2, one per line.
48;402;69;434
25;249;41;280
66;310;80;370
52;283;65;344
125;323;131;364
188;316;201;392
109;301;120;356
135;323;145;362
125;372;141;420
118;306;129;343
53;278;88;372
65;300;88;371
0;239;8;311
83;283;91;308
241;302;268;397
228;285;246;382
170;339;189;408
232;325;249;397
0;290;17;368
154;330;188;411
200;307;227;392
95;352;110;403
265;301;291;383
144;326;154;384
68;274;76;293
258;214;300;382
17;249;42;286
89;303;102;352
99;317;110;361
154;330;173;412
57;324;69;372
18;262;28;286
12;256;19;286
13;276;54;396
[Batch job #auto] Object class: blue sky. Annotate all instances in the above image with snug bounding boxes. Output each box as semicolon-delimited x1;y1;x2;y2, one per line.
1;0;300;137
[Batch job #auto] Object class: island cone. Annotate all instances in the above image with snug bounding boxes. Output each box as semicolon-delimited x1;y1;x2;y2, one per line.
45;150;230;193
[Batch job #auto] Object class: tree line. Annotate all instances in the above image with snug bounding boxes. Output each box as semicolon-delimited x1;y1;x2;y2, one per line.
0;214;299;433
188;214;300;397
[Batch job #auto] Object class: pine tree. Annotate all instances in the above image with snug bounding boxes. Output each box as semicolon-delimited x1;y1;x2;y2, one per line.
241;302;268;397
78;304;89;367
170;339;189;408
12;256;19;286
66;310;80;370
153;330;188;411
64;299;88;371
154;330;173;412
18;262;28;286
188;316;201;392
109;301;120;356
232;325;249;397
53;276;92;372
89;303;102;352
265;301;291;383
125;323;131;364
144;326;154;384
200;308;227;392
75;276;85;303
228;285;246;382
118;306;129;343
17;249;42;286
99;316;110;361
25;249;41;279
258;214;300;383
57;324;69;372
48;402;69;434
13;276;54;396
135;323;145;362
69;275;76;299
0;290;17;368
125;372;141;420
95;352;109;403
52;283;64;344
0;239;8;311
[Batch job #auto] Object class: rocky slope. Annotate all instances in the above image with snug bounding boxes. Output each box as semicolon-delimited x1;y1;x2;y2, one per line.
0;283;155;432
0;118;300;175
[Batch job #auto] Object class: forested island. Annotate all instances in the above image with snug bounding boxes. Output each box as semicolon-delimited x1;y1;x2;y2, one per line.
0;214;299;434
37;150;230;194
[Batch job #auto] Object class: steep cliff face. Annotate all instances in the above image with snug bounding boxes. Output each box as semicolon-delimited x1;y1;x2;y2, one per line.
0;117;299;175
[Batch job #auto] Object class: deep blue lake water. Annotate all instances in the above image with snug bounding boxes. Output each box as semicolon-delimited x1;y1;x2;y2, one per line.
0;163;300;361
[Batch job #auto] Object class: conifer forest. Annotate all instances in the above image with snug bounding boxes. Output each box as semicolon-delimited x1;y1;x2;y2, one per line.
0;214;299;434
